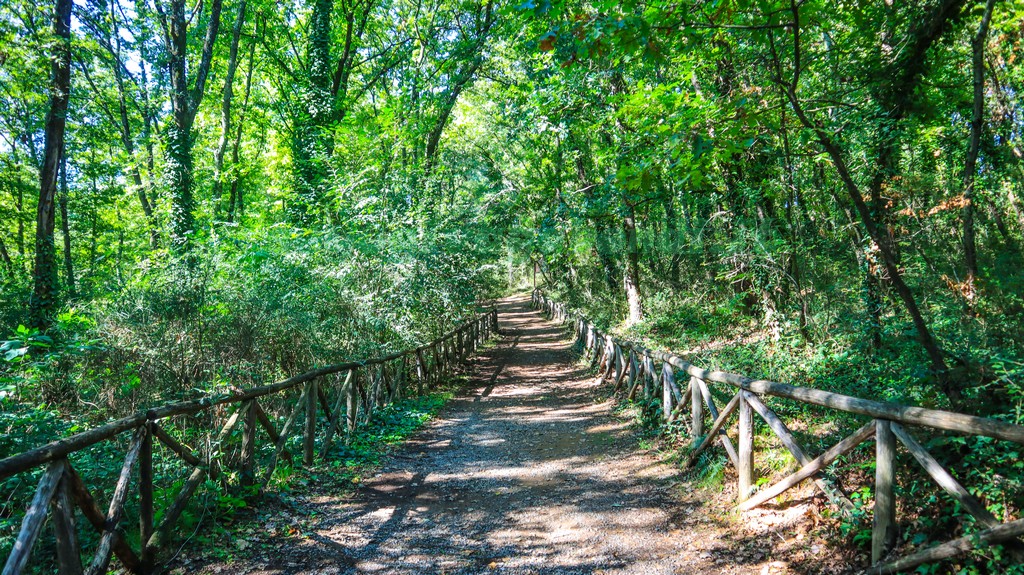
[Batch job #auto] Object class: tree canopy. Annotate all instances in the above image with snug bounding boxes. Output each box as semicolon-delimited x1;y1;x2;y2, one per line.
2;0;1023;418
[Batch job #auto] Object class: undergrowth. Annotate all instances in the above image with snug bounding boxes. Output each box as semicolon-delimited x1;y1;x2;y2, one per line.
179;387;457;565
558;288;1024;574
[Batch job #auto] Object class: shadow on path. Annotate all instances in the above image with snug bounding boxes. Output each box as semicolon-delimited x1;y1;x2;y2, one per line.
187;295;842;575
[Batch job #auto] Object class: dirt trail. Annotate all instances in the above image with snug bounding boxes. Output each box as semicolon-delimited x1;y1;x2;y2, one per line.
191;295;832;575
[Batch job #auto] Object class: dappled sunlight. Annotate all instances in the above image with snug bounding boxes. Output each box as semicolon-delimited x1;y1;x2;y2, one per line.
186;296;816;575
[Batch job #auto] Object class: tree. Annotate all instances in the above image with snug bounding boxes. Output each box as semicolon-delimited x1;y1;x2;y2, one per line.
154;0;224;250
29;0;73;328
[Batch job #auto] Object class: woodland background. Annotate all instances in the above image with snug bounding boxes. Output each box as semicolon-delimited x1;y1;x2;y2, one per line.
2;0;1024;568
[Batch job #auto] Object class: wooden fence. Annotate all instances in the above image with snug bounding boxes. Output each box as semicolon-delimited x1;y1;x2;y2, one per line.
0;309;498;575
532;290;1024;573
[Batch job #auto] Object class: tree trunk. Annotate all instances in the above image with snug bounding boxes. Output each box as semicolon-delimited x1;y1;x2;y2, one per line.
663;194;682;285
290;0;334;224
0;237;14;279
161;0;223;250
791;96;955;399
227;35;257;223
623;203;643;325
59;148;74;297
212;0;247;219
962;0;997;294
30;0;73;329
777;0;961;402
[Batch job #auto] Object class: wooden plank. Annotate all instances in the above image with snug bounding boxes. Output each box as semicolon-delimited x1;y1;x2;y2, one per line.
891;423;1024;558
695;376;721;420
260;386;309;490
873;420;897;564
685;393;742;468
612;344;626;392
320;370;354;458
64;463;142;572
873;517;1024;574
738;392;755;503
643;355;655;402
87;427;146;575
148;405;244;552
252;400;281;443
625;351;642;400
316;384;332;423
416;349;427;396
347;370;359;434
744;393;852;510
893;423;996;527
694;377;739;465
151;422;204;468
665;368;684;404
739;420;875;511
0;415;145;480
51;475;82;575
2;460;64;575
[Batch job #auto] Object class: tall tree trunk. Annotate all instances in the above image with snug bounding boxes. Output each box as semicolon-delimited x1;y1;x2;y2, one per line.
623;203;643;325
227;33;257;223
158;0;223;250
663;193;682;286
962;0;997;294
0;237;13;279
790;96;955;399
59;147;74;297
30;0;73;329
290;0;334;224
112;1;159;249
212;0;247;218
775;0;963;402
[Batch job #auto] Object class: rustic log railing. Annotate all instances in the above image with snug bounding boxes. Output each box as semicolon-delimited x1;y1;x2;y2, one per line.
532;290;1024;574
0;308;498;575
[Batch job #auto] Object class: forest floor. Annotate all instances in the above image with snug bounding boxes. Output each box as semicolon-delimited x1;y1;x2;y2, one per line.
176;295;858;575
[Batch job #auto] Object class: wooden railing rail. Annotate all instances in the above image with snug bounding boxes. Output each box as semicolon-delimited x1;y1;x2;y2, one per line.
532;290;1024;573
0;308;499;575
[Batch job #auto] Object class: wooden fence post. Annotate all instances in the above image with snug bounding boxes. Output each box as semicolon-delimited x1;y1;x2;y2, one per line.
52;471;82;575
241;401;257;486
691;377;704;444
662;363;674;421
304;381;317;465
873;419;897;563
416;349;427;396
346;370;358;437
139;421;154;570
738;391;755;503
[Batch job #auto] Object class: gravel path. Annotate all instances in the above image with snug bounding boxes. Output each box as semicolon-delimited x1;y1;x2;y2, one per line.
189;295;835;575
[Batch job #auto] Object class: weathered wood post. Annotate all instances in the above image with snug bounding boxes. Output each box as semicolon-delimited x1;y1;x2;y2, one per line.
241;401;256;487
691;376;705;445
738;391;755;503
346;370;358;436
662;363;674;421
416;349;427;396
139;421;154;570
643;354;655;402
613;344;626;391
52;471;81;575
304;382;317;465
873;419;897;563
